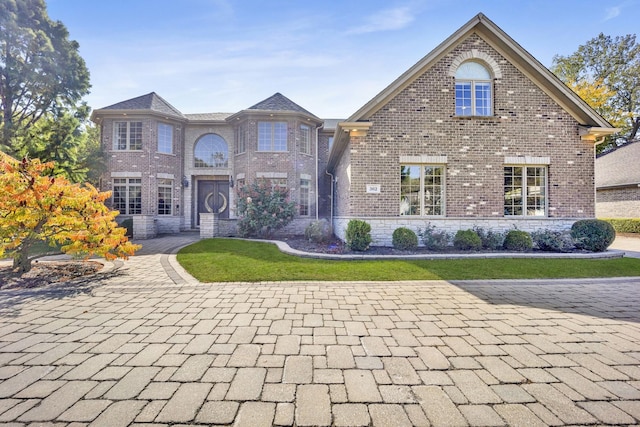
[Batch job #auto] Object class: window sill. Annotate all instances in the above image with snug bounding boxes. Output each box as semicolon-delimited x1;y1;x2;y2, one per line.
503;215;548;218
156;152;176;156
453;115;498;120
257;150;289;153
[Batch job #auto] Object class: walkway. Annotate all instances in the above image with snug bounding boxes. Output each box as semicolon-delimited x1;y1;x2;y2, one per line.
0;234;639;426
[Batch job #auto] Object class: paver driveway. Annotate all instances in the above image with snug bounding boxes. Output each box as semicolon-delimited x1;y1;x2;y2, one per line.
0;234;639;426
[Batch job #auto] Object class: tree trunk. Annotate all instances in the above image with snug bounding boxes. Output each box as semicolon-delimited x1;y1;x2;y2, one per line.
629;116;640;142
12;249;32;274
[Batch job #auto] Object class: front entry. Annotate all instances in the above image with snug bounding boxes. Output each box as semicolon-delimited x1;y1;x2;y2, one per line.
196;180;229;225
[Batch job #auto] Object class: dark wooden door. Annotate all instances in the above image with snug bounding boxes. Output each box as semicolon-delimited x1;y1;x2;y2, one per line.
196;180;229;225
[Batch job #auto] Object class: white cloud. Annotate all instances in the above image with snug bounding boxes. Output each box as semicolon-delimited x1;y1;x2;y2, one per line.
346;6;415;35
604;5;621;20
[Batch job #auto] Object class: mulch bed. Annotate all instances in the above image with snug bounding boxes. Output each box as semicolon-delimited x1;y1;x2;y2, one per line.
0;260;103;290
279;236;490;256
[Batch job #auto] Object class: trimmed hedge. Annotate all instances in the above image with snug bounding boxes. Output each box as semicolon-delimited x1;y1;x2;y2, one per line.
503;230;532;251
571;219;615;252
346;219;372;252
600;218;640;234
453;229;482;251
392;227;418;250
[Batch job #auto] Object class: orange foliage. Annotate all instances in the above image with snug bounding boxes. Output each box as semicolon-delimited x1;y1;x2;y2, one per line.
0;153;140;271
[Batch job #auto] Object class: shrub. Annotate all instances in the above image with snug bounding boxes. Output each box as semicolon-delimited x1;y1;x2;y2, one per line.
531;229;575;252
392;227;418;250
235;181;296;238
305;219;332;243
472;226;504;250
418;223;451;251
571;219;616;252
601;218;640;234
345;219;372;251
453;229;482;251
503;230;532;251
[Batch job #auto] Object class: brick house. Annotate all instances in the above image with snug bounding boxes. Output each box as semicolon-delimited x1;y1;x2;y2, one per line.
91;92;335;238
91;13;615;242
596;141;640;218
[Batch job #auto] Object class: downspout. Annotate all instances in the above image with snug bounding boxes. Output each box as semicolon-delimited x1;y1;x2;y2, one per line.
325;170;334;227
315;125;320;220
593;136;606;218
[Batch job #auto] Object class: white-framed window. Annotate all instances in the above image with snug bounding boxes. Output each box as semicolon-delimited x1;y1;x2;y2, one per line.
258;122;287;151
504;166;547;216
157;179;172;215
257;177;288;192
194;134;228;168
236;125;246;154
400;165;445;216
114;121;143;150
455;61;492;116
112;178;142;214
300;125;311;155
299;178;310;216
158;123;173;154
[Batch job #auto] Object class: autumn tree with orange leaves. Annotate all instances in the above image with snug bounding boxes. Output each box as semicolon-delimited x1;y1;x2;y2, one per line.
0;153;140;273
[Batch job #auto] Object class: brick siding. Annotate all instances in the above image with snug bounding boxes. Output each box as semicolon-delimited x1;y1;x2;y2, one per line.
596;187;640;218
336;34;596;225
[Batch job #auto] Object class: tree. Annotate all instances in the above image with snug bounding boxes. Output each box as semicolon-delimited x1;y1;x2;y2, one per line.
0;0;90;150
12;105;105;184
552;33;640;151
235;181;296;238
0;153;139;274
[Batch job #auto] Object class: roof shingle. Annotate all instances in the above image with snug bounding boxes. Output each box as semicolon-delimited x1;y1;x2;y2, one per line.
248;93;318;118
101;92;184;118
596;140;640;187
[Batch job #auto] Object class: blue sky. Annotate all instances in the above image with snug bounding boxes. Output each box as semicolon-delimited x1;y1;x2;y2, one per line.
47;0;640;119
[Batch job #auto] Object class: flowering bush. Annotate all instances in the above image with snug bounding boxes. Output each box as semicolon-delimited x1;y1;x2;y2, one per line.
235;181;296;238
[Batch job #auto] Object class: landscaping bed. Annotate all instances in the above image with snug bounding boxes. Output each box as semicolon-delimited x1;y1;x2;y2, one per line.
0;260;103;290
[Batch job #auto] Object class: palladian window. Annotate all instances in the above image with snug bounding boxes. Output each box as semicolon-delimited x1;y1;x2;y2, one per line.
194;134;228;168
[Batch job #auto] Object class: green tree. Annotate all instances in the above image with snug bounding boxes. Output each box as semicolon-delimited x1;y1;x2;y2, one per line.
12;105;105;184
0;0;90;150
552;33;640;151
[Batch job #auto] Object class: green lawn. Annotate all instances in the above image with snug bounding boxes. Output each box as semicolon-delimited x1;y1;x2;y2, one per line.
176;238;640;282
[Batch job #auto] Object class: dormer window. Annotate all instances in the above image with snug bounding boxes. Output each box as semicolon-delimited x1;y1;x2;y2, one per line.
455;61;492;116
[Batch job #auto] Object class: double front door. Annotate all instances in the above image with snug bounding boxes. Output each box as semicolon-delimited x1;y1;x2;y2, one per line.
196;180;229;225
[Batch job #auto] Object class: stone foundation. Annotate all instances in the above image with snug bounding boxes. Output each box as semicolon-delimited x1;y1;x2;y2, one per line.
332;216;581;246
133;215;157;239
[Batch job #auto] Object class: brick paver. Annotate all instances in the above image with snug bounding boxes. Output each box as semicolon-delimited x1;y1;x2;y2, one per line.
0;234;639;425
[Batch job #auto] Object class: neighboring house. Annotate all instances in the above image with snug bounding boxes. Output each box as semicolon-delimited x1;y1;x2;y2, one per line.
595;141;640;218
92;13;615;243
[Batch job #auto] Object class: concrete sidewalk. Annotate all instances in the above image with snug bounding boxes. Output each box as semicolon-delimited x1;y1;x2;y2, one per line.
610;234;640;258
0;233;639;426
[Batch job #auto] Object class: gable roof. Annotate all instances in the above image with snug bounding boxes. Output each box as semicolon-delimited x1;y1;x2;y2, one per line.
327;13;617;171
94;92;185;120
596;141;640;188
346;13;613;129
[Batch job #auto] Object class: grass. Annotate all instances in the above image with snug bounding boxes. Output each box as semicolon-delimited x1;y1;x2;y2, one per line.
177;238;640;282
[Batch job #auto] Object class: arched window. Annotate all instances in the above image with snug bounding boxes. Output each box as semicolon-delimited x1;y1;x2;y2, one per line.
194;134;228;168
455;61;492;116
